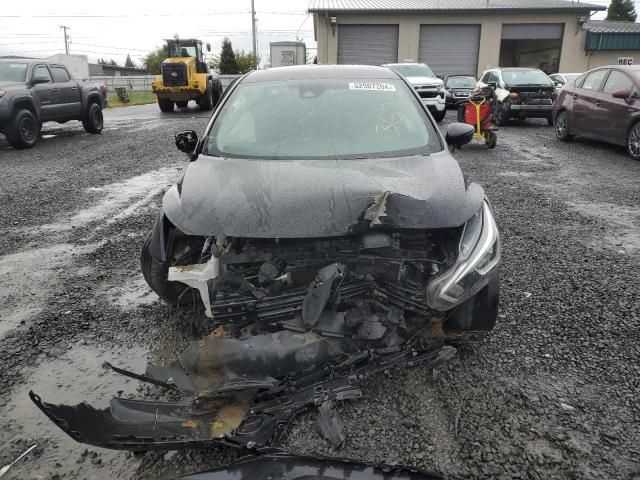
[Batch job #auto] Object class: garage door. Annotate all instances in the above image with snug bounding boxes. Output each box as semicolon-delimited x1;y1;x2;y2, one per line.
337;24;399;65
419;25;480;76
502;23;564;40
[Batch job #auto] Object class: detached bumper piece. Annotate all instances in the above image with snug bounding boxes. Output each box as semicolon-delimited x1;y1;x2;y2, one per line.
181;454;458;480
30;345;455;452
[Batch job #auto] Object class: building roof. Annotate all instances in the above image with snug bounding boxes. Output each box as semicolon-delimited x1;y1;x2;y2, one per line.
587;20;640;33
308;0;604;12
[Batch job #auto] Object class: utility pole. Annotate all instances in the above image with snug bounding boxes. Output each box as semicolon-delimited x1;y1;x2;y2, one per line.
60;25;70;54
251;0;257;69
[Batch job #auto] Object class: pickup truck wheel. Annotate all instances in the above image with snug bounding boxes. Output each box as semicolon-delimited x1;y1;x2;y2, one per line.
158;99;174;112
199;83;213;111
82;102;103;134
6;109;39;149
432;109;446;122
140;234;189;305
494;102;510;126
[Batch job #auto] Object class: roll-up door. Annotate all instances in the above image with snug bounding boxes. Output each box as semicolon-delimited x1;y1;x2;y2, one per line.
419;24;480;76
337;24;399;65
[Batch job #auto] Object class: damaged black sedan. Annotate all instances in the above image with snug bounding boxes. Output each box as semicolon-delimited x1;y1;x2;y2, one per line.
32;65;500;453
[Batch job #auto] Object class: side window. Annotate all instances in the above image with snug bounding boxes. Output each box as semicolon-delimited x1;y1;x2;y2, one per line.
50;66;71;83
581;69;608;91
480;71;491;84
602;70;634;94
32;65;52;82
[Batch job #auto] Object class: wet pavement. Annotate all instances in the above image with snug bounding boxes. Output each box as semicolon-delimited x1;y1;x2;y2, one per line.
0;104;639;479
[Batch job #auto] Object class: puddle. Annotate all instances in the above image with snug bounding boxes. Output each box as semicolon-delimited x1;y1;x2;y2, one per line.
47;166;180;233
99;273;158;310
0;344;149;479
566;200;640;253
0;242;105;337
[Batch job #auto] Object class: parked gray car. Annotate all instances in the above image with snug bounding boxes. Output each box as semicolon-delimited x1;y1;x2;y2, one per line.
0;58;106;149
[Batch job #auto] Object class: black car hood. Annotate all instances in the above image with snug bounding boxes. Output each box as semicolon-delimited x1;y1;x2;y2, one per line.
163;151;484;238
181;454;458;480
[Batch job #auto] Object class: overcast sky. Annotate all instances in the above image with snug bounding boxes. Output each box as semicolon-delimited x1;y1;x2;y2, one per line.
0;0;315;67
0;0;632;68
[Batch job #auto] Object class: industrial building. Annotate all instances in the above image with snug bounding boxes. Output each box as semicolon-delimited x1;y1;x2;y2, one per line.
309;0;640;76
269;41;307;67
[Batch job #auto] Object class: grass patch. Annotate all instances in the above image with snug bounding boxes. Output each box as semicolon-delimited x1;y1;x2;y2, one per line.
106;91;157;108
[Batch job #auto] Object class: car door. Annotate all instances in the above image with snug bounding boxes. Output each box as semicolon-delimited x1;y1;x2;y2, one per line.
572;69;609;136
598;69;637;145
49;65;82;117
29;64;56;121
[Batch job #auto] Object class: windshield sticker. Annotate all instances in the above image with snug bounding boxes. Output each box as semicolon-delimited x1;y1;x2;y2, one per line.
349;82;396;92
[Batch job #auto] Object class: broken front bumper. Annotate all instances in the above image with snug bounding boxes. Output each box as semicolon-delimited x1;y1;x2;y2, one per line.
30;344;456;451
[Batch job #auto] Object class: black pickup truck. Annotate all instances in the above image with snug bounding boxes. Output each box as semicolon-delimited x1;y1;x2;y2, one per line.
0;58;106;149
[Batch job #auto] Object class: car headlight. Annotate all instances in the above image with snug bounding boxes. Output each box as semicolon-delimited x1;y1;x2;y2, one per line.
426;201;500;311
0;90;6;98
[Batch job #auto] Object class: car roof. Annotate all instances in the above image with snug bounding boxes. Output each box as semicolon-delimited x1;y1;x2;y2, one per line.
492;67;542;71
243;65;400;82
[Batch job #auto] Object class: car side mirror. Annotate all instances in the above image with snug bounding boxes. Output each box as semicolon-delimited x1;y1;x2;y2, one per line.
446;123;475;150
487;81;497;89
612;88;631;100
175;130;198;157
554;81;562;87
31;75;50;85
206;43;211;52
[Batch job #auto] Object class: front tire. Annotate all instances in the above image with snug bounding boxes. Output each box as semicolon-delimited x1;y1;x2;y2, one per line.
554;110;574;142
158;98;174;112
6;109;39;149
627;122;640;160
140;234;188;305
82;102;103;134
432;108;446;122
198;83;214;111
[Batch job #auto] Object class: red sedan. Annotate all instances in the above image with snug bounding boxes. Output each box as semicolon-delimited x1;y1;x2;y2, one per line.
553;65;640;160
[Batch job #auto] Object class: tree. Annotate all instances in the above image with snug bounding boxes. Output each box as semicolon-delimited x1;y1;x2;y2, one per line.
208;54;221;72
124;54;136;68
143;46;168;75
234;49;260;73
219;38;238;74
606;0;637;21
109;59;118;66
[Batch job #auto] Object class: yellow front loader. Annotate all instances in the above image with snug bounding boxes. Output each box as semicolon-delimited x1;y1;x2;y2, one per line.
152;38;222;112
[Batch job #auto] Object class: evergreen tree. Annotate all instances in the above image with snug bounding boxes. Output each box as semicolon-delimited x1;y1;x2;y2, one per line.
109;59;118;66
124;54;135;68
142;47;168;74
219;38;238;74
606;0;637;22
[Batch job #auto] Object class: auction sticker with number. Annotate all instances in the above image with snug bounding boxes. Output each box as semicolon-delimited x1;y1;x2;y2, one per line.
349;82;396;91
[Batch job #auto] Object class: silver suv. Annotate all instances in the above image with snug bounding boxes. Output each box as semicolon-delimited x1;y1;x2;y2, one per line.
384;63;446;122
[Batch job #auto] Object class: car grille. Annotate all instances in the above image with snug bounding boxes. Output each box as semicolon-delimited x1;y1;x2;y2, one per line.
419;91;438;99
162;63;188;87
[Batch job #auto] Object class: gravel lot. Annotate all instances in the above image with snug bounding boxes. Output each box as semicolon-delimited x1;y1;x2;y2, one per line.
0;104;638;480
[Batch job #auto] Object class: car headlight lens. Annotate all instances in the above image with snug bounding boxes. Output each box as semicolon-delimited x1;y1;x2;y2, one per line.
0;90;6;98
426;201;500;311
